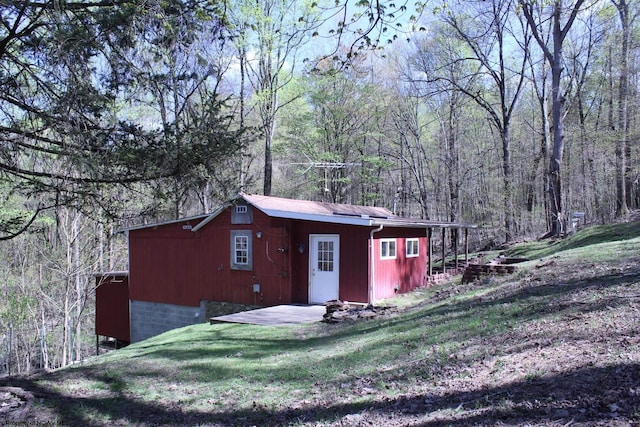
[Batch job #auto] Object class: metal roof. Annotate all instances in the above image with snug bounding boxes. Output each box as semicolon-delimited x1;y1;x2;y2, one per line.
124;213;210;232
128;193;476;232
195;193;475;230
370;217;477;229
239;192;395;226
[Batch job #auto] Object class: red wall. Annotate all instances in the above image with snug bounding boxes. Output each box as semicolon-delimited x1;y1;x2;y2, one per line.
289;221;371;304
129;210;293;307
129;207;433;307
95;274;130;342
371;229;430;301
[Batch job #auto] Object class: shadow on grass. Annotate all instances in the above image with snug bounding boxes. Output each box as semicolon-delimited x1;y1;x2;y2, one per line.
3;260;638;426
126;266;639;386
3;362;638;426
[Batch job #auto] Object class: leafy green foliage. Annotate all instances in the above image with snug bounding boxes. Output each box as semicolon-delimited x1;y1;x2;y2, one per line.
0;1;245;236
0;285;36;327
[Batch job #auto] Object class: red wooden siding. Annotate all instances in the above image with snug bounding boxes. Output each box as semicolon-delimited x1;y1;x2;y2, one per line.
372;229;429;301
95;274;130;342
289;221;370;304
128;204;437;308
129;210;294;307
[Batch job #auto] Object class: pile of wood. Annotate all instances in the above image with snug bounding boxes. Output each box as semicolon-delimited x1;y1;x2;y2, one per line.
323;300;397;323
461;256;529;284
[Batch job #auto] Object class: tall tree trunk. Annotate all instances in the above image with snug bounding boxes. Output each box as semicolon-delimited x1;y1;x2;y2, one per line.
259;31;278;197
62;291;69;367
577;91;592;217
502;126;514;242
73;216;81;363
239;44;247;191
447;97;460;225
614;0;631;215
527;54;551;229
41;306;48;370
263;119;275;196
549;12;565;236
521;0;585;236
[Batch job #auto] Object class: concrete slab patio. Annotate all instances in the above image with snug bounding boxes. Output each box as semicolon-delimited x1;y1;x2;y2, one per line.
209;304;326;326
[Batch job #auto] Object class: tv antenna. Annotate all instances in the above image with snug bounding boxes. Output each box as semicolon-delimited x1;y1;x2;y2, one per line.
290;153;362;174
289;153;362;193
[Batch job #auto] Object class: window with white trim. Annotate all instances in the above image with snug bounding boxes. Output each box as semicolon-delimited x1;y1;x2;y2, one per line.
235;235;249;264
380;239;397;259
406;238;419;258
230;230;253;270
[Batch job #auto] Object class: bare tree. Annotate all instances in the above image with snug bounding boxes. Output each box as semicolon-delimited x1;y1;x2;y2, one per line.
410;0;529;241
388;93;433;219
611;0;639;214
226;0;321;196
519;0;587;236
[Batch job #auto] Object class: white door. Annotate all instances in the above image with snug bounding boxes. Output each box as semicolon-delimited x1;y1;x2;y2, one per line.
309;235;340;304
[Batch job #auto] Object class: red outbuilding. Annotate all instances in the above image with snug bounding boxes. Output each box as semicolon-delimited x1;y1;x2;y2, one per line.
96;193;475;342
95;272;130;344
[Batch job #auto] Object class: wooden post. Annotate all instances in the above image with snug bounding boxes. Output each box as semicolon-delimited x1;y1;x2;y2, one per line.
453;228;459;269
464;228;469;265
441;228;446;273
427;228;433;276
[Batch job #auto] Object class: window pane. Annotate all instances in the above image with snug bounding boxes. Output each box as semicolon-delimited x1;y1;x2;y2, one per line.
230;231;252;270
380;239;397;259
317;240;334;272
235;235;248;264
406;239;419;257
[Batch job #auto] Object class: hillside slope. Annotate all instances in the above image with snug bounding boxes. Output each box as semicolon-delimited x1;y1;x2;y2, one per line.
1;221;639;426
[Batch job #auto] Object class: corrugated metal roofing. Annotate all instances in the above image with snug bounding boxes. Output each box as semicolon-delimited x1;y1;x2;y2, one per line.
129;193;476;231
241;192;394;218
240;193;475;229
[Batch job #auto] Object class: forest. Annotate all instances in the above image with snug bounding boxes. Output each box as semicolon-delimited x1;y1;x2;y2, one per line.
0;0;638;373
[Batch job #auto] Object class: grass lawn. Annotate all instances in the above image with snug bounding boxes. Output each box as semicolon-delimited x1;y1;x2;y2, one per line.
2;221;639;426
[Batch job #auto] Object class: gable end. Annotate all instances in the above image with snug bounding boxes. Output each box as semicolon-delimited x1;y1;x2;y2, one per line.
231;203;253;224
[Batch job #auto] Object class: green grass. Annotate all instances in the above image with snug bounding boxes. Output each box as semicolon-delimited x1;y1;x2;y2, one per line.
35;284;522;425
8;220;640;426
507;221;640;260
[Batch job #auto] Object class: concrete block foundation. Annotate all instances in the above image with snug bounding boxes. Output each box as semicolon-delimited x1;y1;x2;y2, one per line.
129;300;262;342
130;300;205;342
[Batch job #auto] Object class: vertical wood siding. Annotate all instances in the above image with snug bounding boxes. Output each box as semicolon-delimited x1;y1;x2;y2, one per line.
128;206;434;308
372;229;429;301
128;210;294;307
95;274;130;342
